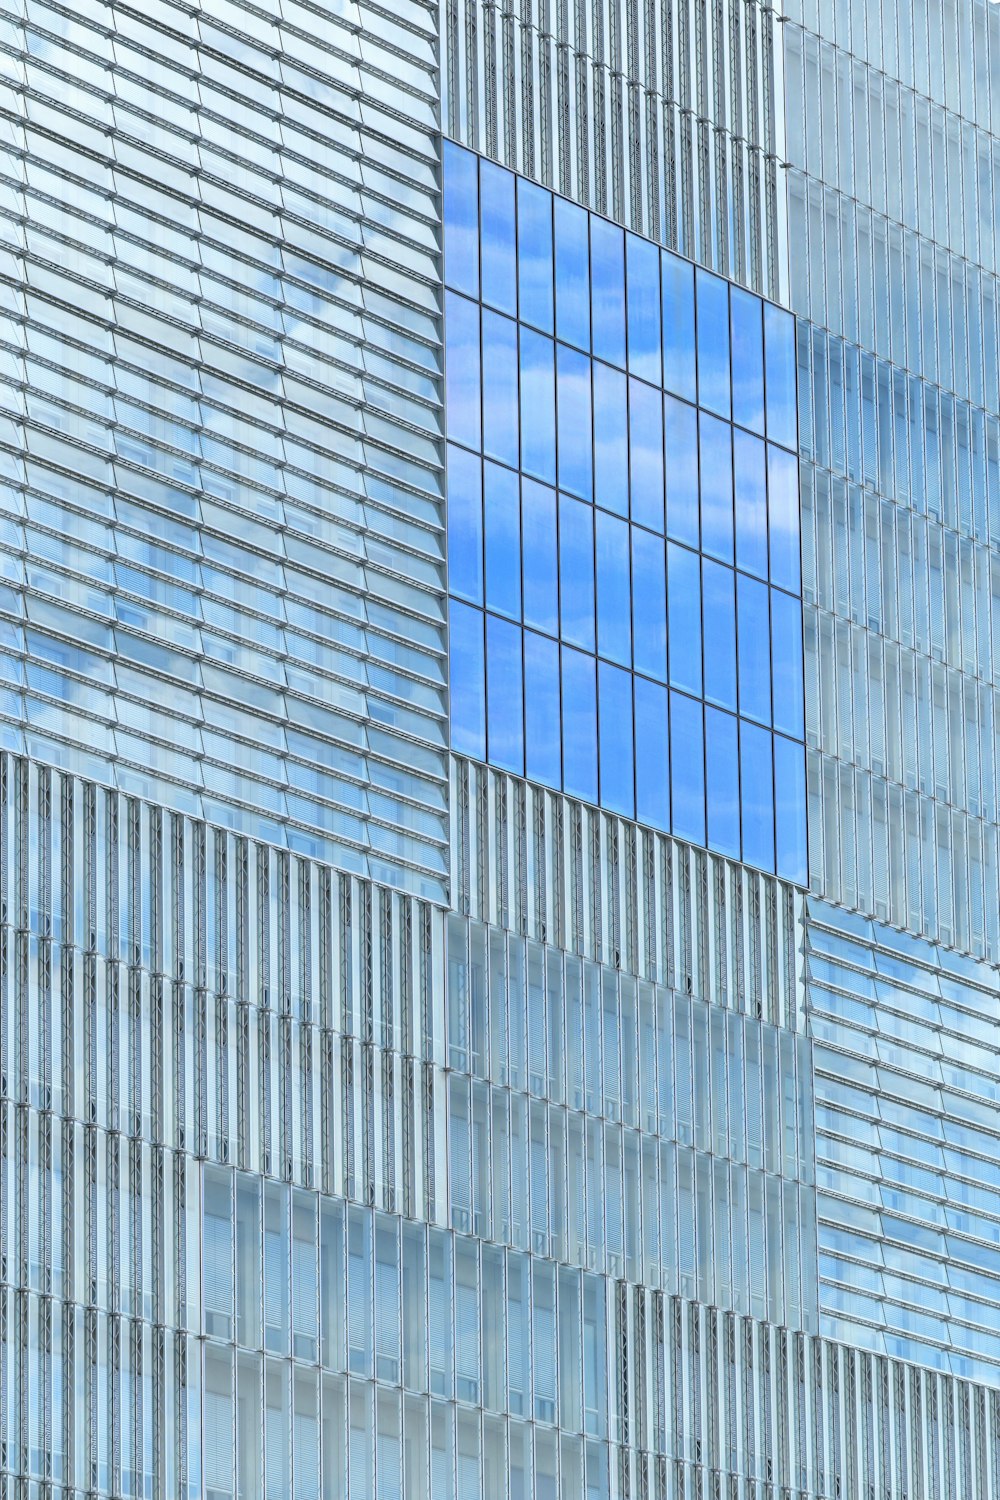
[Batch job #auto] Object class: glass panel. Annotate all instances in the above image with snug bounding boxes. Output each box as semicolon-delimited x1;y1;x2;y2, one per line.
631;529;667;682
767;445;801;594
443;141;479;298
517;178;554;333
554;197;591;350
764;302;797;450
558;496;595;651
590;217;626;368
695;269;731;418
557;344;593;501
445;291;481;453
662;251;697;402
771;590;805;741
482;311;519;469
736;574;771;725
598;661;635;817
522;479;558;636
519;329;556;485
774;734;808;884
702;560;737;711
626;233;661;384
449;602;486;759
525;630;562;789
730;287;765;435
634;677;669;830
593;362;628;516
629;377;664;532
447;445;483;605
561;647;598;802
595;511;631;667
667;542;702;696
664;396;699;548
734;430;768;580
484;462;521;621
740;722;775;873
486;614;524;774
481;159;517;316
699;413;733;563
705;707;740;858
669;692;705;846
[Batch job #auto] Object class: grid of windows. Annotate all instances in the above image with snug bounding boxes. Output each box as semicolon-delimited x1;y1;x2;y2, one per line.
443;143;808;883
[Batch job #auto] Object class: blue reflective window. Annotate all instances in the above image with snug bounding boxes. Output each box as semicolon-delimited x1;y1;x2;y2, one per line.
736;574;771;725
557;344;593;500
562;646;598;802
445;291;481;452
525;630;561;787
699;413;733;563
486;613;524;774
517;179;553;333
626;234;661;385
664;396;699;548
705;707;740;859
480;159;516;315
598;661;635;817
484;461;521;620
733;430;768;579
662;252;696;403
519;329;556;484
771;590;804;741
591;218;626;369
593;362;629;516
670;692;705;846
522;479;558;636
701;559;736;711
559;495;595;651
596;511;631;667
482;310;519;468
634;677;669;830
631;529;666;682
667;542;701;696
554;198;591;351
450;600;486;758
447;444;482;605
774;735;807;885
730;287;765;435
739;722;774;873
767;445;801;594
443;142;479;298
695;269;731;418
629;378;664;532
764;303;797;451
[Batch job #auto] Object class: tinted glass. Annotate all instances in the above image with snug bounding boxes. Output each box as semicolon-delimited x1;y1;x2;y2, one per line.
670;692;705;846
590;217;626;368
695;269;731;418
519;330;556;484
482;310;519;468
447;444;482;605
480;159;516;315
554;197;590;350
557;344;593;500
626;234;661;385
486;613;524;773
522;479;558;636
629;378;664;532
525;631;561;788
764;303;797;451
774;735;807;885
598;662;635;816
736;574;771;725
667;543;701;696
771;590;804;740
484;462;521;620
664;396;699;548
767;445;801;594
733;430;768;579
593;362;629;516
443;141;479;298
740;722;774;872
705;707;740;858
517;178;553;333
631;529;667;682
596;511;631;667
730;287;765;435
634;677;669;831
701;560;736;711
450;600;485;758
662;252;696;402
445;291;481;452
561;647;597;802
699;414;733;563
559;496;595;651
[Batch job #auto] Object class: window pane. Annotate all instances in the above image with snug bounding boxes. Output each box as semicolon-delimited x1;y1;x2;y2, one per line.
734;430;768;579
740;722;775;872
559;496;595;651
662;252;696;402
699;414;733;563
555;197;591;350
629;378;664;533
517;179;554;333
482;311;519;469
591;217;626;368
484;461;521;620
450;601;486;758
631;529;667;681
764;303;797;450
486;614;524;774
695;269;731;418
626;233;661;384
730;287;765;435
771;590;805;740
519;329;556;484
443;141;479;298
774;734;808;885
596;511;631;666
593;362;629;516
634;677;669;831
557;344;593;500
705;707;740;858
737;574;771;725
525;631;561;788
664;396;699;548
670;692;705;846
598;661;635;817
702;560;736;711
767;445;801;594
447;445;483;605
667;542;702;696
445;292;481;452
481;159;516;315
562;647;598;802
522;479;558;636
